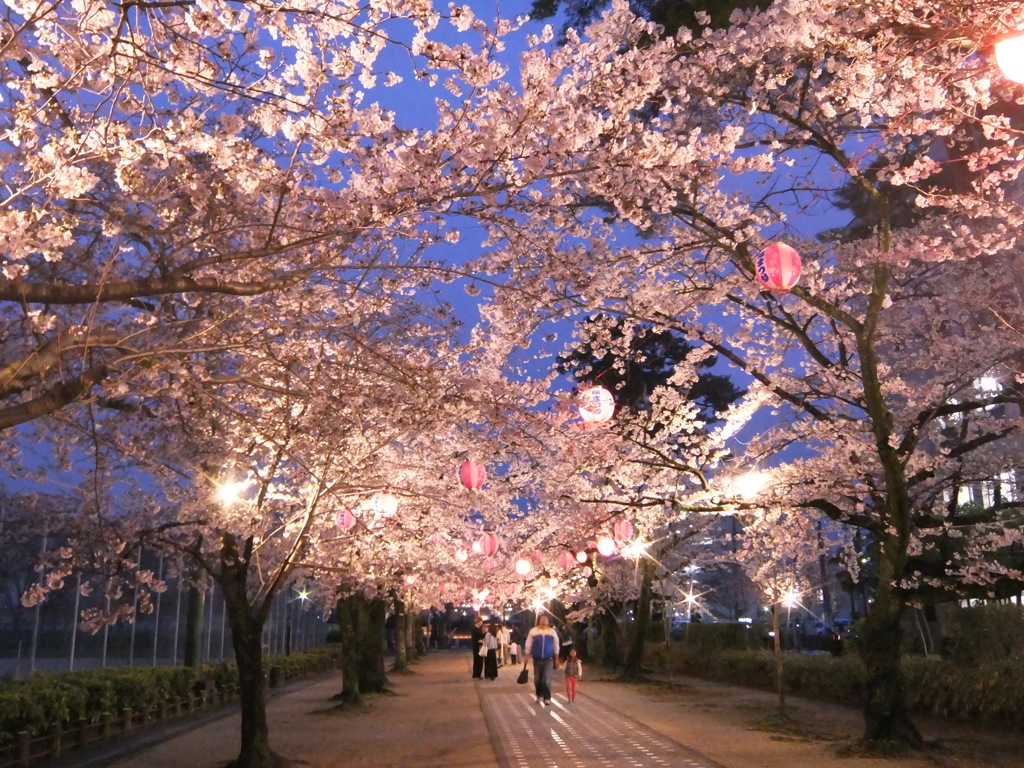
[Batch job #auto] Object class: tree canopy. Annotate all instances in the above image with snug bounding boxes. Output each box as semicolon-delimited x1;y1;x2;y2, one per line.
3;0;1024;760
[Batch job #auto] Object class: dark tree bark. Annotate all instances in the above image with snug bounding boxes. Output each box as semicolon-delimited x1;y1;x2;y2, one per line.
620;557;655;681
337;594;365;705
358;597;388;693
391;590;409;671
859;537;922;746
337;592;388;703
216;536;285;768
183;563;206;672
596;607;622;668
404;604;418;660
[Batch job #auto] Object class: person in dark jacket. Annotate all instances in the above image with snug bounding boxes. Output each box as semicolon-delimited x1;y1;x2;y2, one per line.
470;617;485;679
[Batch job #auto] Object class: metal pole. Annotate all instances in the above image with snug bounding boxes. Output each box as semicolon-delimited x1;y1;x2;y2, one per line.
219;594;227;659
279;591;287;654
152;555;164;667
68;573;82;672
30;535;48;674
128;545;142;666
204;577;214;661
172;565;183;666
101;592;110;668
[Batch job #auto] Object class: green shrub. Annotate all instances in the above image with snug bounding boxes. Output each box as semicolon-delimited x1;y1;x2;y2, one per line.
670;622;770;652
0;645;338;746
645;641;1024;724
942;604;1024;665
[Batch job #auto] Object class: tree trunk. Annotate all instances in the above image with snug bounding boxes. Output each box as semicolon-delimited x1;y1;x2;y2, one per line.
218;562;283;768
404;605;418;660
391;590;408;671
859;535;922;747
620;558;654;681
183;565;206;671
358;597;388;693
337;594;363;705
856;292;923;749
772;602;786;717
597;608;622;668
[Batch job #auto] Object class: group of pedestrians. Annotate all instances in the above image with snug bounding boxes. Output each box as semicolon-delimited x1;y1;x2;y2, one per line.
471;616;518;681
471;614;582;706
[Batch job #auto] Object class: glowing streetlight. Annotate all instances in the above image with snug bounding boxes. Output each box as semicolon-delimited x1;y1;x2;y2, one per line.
733;471;770;501
215;479;248;506
619;539;648;559
781;588;800;609
996;32;1024;83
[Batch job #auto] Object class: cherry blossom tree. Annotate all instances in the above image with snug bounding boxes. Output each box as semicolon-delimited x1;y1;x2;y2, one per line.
7;0;1024;755
466;0;1024;747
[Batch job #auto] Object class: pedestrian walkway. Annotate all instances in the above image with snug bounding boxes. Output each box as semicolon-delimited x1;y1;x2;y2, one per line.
57;650;1014;768
479;684;719;768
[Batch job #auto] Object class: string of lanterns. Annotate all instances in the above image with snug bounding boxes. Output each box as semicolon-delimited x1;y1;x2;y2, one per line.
332;462;643;592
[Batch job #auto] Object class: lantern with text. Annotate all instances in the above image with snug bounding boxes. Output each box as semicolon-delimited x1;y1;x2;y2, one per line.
479;532;499;557
613;519;633;541
997;32;1024;83
596;535;617;557
754;243;801;293
578;386;615;423
459;459;487;490
515;559;532;576
335;508;357;531
372;489;398;518
559;551;576;569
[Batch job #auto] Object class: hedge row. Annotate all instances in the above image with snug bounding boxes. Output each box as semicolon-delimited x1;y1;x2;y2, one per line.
0;645;342;747
646;643;1024;724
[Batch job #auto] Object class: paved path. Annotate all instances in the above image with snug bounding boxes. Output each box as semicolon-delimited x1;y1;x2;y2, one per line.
52;651;1002;768
478;677;720;768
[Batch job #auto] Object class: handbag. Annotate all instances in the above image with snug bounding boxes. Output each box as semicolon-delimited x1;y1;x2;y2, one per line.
516;667;529;685
479;643;487;658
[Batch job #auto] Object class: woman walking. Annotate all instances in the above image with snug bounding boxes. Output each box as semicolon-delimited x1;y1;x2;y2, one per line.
482;622;501;680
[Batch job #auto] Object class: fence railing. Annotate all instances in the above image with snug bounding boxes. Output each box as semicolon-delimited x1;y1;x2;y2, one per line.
0;684;238;768
0;653;338;768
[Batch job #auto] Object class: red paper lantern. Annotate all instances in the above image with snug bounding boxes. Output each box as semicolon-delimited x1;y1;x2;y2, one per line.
559;551;576;569
613;519;633;541
531;550;544;563
578;386;615;423
596;535;617;557
483;558;497;571
335;508;357;530
479;532;499;557
755;243;801;293
373;489;398;518
459;459;487;490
